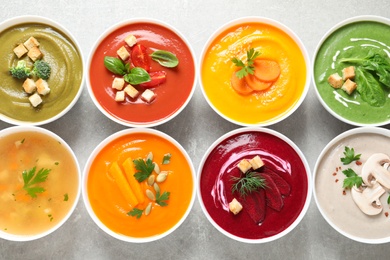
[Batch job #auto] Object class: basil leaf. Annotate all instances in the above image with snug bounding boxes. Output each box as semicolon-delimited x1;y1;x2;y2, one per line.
124;67;151;85
104;56;126;75
356;67;385;107
151;50;179;68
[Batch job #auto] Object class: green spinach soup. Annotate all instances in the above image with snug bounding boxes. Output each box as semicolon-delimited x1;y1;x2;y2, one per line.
314;20;390;125
0;23;83;123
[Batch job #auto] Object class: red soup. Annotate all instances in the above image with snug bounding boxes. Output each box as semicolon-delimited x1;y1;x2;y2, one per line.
89;21;195;125
199;130;309;240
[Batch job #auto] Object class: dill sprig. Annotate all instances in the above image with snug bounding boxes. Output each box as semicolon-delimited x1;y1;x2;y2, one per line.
231;172;266;197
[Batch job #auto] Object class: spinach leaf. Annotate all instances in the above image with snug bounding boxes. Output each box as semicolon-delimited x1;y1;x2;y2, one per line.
356;67;386;107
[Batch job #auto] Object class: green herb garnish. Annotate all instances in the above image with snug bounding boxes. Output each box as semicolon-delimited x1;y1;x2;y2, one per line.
387;194;390;205
103;56;127;75
340;146;361;165
155;191;170;206
22;167;51;198
151;50;179;68
133;158;155;182
342;168;363;188
231;48;261;79
64;193;69;202
355;67;386;107
162;153;172;165
231;172;266;197
127;208;143;219
124;67;151;85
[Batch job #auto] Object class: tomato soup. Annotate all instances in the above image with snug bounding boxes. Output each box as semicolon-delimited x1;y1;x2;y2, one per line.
0;128;79;238
88;21;196;126
199;129;310;240
201;20;308;125
86;130;195;239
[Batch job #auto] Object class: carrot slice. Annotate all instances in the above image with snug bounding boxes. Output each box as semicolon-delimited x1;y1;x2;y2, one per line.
253;59;281;82
122;158;145;204
109;161;139;207
245;74;272;91
231;70;253;95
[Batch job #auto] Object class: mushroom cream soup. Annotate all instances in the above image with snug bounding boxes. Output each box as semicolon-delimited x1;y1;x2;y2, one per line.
0;131;79;236
315;132;390;240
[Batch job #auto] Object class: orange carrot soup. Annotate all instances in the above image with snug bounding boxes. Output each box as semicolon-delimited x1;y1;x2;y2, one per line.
0;128;79;238
201;20;308;125
86;130;195;240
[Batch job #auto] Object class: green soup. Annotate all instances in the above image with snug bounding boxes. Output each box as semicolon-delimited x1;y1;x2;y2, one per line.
0;23;83;123
314;20;390;125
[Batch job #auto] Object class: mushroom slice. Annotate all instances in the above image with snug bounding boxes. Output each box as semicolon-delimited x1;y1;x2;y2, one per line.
351;182;386;216
361;153;390;189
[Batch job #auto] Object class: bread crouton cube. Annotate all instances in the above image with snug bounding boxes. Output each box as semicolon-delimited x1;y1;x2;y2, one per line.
342;66;355;80
341;79;357;95
36;78;50;95
117;46;130;61
29;93;42;107
27;46;43;61
124;34;137;47
23;36;40;50
327;73;343;89
115;91;125;102
140;89;156;103
22;78;36;94
112;77;125;90
237;159;252;173
124;85;139;98
229;198;243;215
13;43;28;58
250;155;264;170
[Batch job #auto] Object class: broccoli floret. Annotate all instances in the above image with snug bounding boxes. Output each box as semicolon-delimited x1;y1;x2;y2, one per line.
32;60;51;80
9;60;31;79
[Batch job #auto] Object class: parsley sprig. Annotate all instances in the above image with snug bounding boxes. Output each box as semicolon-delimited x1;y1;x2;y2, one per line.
127;208;143;219
133;158;154;182
231;48;261;79
231;172;266;197
22;167;51;198
340;146;361;165
342;168;363;188
156;191;170;206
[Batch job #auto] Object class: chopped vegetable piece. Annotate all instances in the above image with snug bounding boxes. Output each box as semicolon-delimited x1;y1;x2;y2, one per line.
122;158;145;203
253;59;281;82
108;161;138;207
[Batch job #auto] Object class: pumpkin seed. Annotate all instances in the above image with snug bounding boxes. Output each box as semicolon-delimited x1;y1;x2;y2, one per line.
154;163;160;174
146;189;155;201
153;183;160;193
156;172;167;183
147;175;155;186
146;152;153;161
145;202;152;216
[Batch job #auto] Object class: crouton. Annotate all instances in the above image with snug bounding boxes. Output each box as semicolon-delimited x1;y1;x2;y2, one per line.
342;66;355;80
124;85;139;98
250;155;264;170
229;198;243;215
327;73;343;89
115;91;125;102
22;78;36;94
237;159;252;173
36;78;50;95
117;46;130;61
27;46;43;61
112;77;125;90
13;43;28;58
140;89;156;103
29;93;42;107
124;34;137;47
341;79;357;95
23;36;40;50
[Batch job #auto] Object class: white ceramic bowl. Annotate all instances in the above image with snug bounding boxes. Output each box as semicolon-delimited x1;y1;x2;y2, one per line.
0;126;81;241
199;17;311;126
314;127;390;244
312;15;390;126
82;128;196;242
197;127;312;243
86;18;197;128
0;15;85;126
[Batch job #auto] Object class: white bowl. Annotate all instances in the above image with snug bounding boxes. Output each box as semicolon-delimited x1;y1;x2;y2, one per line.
0;15;85;126
82;128;196;242
199;16;311;126
0;126;81;241
86;18;197;128
197;127;312;243
314;127;390;243
312;15;390;126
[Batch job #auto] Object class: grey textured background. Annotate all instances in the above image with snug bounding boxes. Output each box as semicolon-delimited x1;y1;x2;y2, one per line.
1;0;390;259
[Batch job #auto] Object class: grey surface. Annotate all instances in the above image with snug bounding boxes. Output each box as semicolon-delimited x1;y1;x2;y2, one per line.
1;0;390;259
